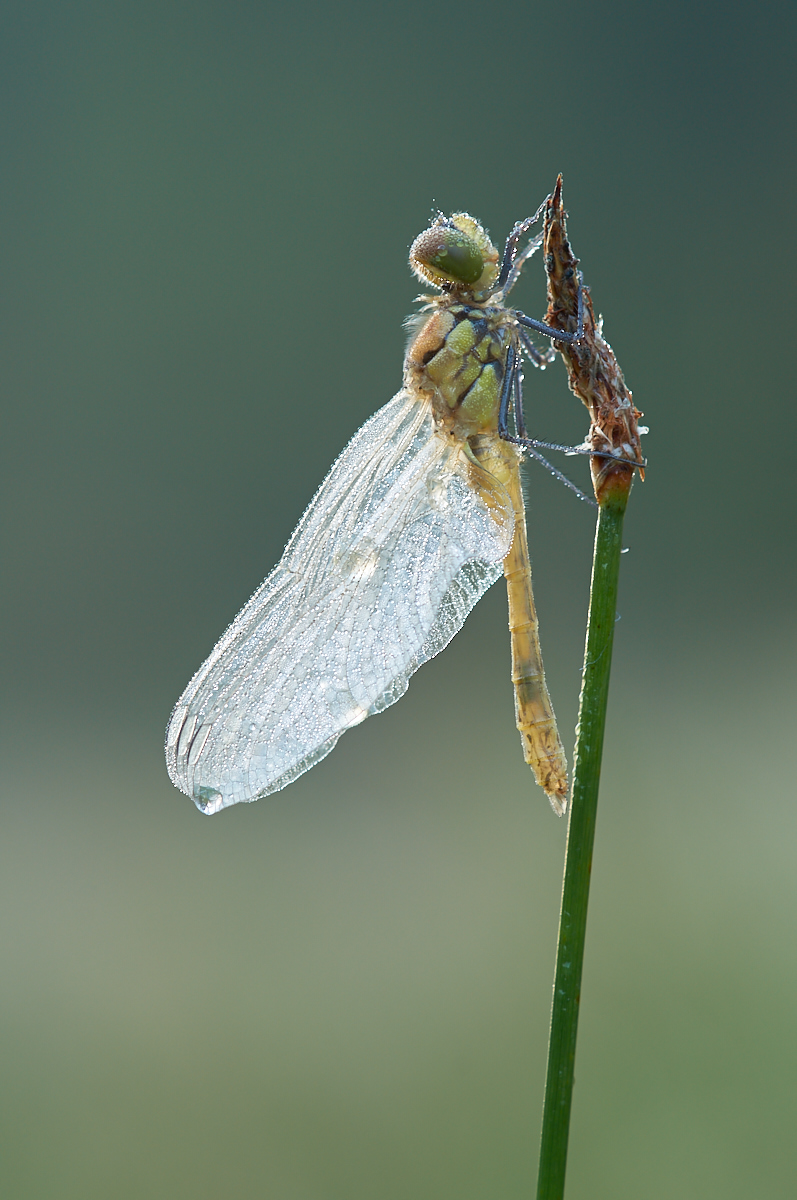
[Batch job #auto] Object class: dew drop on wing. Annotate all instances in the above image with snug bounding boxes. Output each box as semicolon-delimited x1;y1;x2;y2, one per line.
195;786;223;814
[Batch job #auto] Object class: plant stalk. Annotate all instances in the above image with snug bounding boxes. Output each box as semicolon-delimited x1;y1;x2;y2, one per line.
536;486;628;1200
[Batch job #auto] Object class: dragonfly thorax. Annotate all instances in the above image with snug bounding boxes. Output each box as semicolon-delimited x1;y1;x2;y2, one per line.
405;302;511;439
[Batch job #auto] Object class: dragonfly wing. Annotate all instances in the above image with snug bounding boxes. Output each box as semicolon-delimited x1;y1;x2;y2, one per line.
166;390;513;813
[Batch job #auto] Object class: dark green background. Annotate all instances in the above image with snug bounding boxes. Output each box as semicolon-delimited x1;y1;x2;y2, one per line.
3;1;795;1196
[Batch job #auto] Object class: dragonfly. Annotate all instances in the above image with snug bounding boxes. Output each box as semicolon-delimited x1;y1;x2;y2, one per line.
166;200;587;816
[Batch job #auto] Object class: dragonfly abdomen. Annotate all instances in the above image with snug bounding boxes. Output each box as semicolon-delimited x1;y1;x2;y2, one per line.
461;429;569;814
502;468;569;814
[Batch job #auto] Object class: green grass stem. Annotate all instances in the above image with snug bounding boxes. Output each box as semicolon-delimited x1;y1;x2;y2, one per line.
536;487;629;1200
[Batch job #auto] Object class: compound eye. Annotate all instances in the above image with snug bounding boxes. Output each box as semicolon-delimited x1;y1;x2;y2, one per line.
410;224;485;286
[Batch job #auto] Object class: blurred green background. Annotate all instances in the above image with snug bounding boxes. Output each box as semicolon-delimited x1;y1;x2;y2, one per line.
3;1;796;1196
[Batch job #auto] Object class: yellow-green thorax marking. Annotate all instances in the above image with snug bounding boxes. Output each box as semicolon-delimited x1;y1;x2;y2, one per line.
406;303;510;437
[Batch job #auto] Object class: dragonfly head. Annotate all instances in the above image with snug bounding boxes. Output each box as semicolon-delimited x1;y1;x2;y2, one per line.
410;213;499;297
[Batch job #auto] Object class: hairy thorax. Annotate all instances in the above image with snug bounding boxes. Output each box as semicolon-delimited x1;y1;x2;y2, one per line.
404;302;511;442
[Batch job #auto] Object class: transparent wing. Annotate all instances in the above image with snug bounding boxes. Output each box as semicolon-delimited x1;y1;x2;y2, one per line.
166;389;513;813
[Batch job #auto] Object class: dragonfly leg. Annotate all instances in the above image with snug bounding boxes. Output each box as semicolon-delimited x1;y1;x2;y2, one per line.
520;437;647;472
497;343;519;442
518;330;556;370
498;346;596;505
495;196;549;291
515;431;646;475
514;272;585;344
513;363;528;441
515;444;597;507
